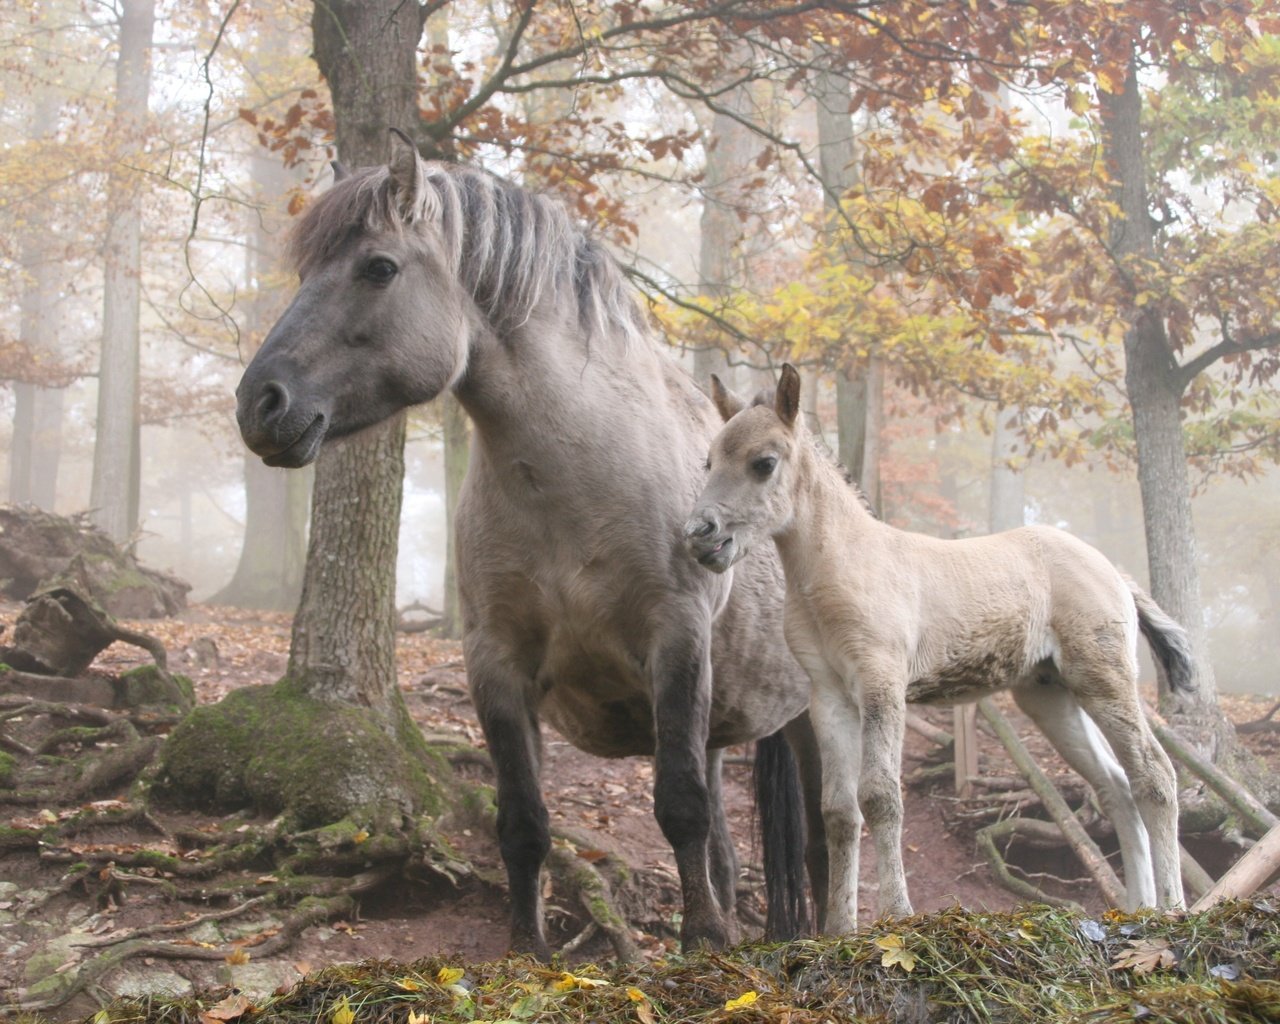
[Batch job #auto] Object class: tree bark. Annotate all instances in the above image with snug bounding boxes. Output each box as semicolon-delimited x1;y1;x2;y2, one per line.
89;0;154;544
440;394;468;639
814;56;882;510
295;0;427;727
988;408;1025;532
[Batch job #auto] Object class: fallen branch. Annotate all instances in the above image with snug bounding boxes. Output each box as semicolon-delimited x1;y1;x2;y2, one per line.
974;817;1086;912
978;699;1125;907
1236;699;1280;735
1191;821;1280;912
906;711;953;748
1146;712;1278;838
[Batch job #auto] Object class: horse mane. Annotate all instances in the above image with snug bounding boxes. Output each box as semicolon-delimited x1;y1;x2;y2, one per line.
288;162;648;345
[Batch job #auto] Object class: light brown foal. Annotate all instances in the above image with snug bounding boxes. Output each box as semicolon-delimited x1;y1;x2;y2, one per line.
685;364;1193;933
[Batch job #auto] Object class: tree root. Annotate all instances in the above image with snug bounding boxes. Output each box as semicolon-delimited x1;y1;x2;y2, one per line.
975;817;1086;913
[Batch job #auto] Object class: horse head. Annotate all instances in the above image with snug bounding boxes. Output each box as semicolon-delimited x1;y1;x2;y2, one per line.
236;132;473;467
684;364;804;572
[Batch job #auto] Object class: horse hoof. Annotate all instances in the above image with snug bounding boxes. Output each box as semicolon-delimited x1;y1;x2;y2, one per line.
509;931;553;963
680;918;730;953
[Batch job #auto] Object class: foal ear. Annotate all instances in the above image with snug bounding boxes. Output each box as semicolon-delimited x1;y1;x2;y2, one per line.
775;363;801;429
331;160;349;182
709;374;746;423
388;126;425;216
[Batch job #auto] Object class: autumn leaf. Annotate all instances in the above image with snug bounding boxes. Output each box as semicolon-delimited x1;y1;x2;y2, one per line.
1111;938;1177;975
875;933;917;972
724;991;758;1011
551;971;609;991
395;978;421;992
435;966;464;986
199;992;254;1024
407;1010;428;1024
224;947;250;966
331;994;355;1024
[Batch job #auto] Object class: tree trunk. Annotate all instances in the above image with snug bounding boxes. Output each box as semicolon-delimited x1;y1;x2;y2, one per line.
695;54;756;386
814;57;882;510
214;140;310;610
988;408;1025;532
297;0;426;726
440;394;468;639
1098;50;1273;807
89;0;154;544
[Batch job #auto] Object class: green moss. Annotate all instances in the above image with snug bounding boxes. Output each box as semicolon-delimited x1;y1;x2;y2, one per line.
0;749;15;787
153;679;450;832
115;665;195;712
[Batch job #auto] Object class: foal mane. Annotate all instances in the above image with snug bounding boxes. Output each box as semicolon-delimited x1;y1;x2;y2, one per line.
289;162;648;345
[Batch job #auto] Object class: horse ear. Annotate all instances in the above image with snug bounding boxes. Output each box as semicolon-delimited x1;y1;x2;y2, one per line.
775;364;801;429
709;374;746;423
331;160;349;182
388;126;424;214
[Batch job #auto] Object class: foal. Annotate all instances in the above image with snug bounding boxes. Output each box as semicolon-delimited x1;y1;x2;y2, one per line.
684;364;1192;933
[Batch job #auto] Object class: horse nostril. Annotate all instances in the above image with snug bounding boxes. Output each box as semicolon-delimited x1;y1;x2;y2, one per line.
686;516;718;540
257;381;289;423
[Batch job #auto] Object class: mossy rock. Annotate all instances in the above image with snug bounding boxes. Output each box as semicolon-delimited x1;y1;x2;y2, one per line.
114;664;195;713
152;679;450;833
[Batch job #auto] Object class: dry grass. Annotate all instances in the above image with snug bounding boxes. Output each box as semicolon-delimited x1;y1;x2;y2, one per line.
54;900;1280;1024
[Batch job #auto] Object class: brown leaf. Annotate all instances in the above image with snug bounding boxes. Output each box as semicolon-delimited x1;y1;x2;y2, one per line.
199;992;254;1024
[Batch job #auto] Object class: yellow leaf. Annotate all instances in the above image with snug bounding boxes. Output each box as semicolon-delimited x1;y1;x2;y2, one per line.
1017;921;1043;942
875;933;917;972
725;991;758;1011
331;995;355;1024
407;1011;428;1024
395;978;421;992
626;988;647;1002
353;829;369;844
225;947;251;966
552;971;609;991
436;967;464;986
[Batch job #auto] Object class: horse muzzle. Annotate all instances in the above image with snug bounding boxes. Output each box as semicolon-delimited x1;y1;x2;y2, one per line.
236;376;330;468
683;512;739;574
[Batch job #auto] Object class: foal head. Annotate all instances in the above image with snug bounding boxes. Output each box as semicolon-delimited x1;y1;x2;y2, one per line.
684;363;804;573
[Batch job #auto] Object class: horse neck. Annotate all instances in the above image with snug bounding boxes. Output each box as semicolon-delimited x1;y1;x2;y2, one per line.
774;441;878;582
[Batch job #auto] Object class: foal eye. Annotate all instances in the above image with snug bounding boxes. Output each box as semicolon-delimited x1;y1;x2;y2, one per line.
362;257;398;284
752;455;778;478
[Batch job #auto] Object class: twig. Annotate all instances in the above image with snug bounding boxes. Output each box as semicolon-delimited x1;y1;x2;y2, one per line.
1146;712;1279;838
978;699;1125;907
974;817;1085;912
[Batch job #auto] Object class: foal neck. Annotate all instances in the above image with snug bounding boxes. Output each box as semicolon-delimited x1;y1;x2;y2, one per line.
774;439;877;568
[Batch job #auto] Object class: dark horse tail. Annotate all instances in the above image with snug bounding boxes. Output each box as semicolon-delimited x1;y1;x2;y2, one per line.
1127;577;1197;695
754;729;809;940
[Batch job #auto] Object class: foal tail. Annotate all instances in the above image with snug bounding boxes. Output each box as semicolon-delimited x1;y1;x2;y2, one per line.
1127;577;1197;695
754;729;810;941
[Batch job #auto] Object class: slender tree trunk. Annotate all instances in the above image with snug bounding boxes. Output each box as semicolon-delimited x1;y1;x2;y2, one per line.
295;0;426;726
988;408;1024;532
215;140;310;609
814;57;881;510
440;394;469;638
90;0;154;543
695;55;756;386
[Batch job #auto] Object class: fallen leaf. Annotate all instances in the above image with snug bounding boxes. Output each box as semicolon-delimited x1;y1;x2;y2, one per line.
1111;938;1176;975
576;849;609;863
875;933;917;973
199;992;254;1024
436;966;464;986
331;994;355;1024
724;991;758;1011
396;978;422;992
552;971;608;991
225;948;251;966
407;1010;429;1024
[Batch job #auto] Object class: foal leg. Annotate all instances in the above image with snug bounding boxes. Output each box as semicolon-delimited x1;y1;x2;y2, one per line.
1012;680;1156;908
856;671;912;919
651;622;728;950
1067;669;1184;909
800;653;863;935
467;643;552;959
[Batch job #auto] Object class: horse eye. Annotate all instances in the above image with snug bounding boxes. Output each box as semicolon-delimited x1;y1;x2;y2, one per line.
752;455;777;478
362;257;398;284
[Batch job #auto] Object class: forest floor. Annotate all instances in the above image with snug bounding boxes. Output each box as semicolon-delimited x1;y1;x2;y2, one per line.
1;600;1277;1020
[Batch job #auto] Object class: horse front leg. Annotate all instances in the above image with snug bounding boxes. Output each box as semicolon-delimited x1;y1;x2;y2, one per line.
651;627;727;951
468;646;552;960
857;670;912;918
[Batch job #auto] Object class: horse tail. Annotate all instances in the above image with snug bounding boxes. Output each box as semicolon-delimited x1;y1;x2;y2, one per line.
754;729;809;941
1127;577;1197;695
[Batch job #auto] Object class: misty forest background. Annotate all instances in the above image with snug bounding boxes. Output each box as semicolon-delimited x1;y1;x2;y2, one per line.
2;0;1278;701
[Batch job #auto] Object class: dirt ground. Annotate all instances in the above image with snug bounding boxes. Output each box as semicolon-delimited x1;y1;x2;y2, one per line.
2;600;1277;1016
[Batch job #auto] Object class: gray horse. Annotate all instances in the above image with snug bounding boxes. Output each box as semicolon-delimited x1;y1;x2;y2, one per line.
235;138;822;956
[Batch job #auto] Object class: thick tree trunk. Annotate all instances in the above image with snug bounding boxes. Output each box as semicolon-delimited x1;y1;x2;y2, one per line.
988;409;1024;532
89;0;154;543
296;0;426;725
1098;51;1275;809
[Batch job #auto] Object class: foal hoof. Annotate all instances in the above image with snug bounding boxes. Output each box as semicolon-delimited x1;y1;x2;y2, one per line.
509;929;553;963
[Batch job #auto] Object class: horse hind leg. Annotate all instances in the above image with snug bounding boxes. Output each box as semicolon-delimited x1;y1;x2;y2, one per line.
855;674;912;919
784;710;829;935
705;746;740;939
1012;677;1157;909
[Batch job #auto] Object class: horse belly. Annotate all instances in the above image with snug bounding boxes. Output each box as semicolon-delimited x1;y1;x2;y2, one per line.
906;619;1039;706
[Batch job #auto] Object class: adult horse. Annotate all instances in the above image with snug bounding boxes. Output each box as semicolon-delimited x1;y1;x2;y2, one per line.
685;365;1191;933
235;138;820;957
